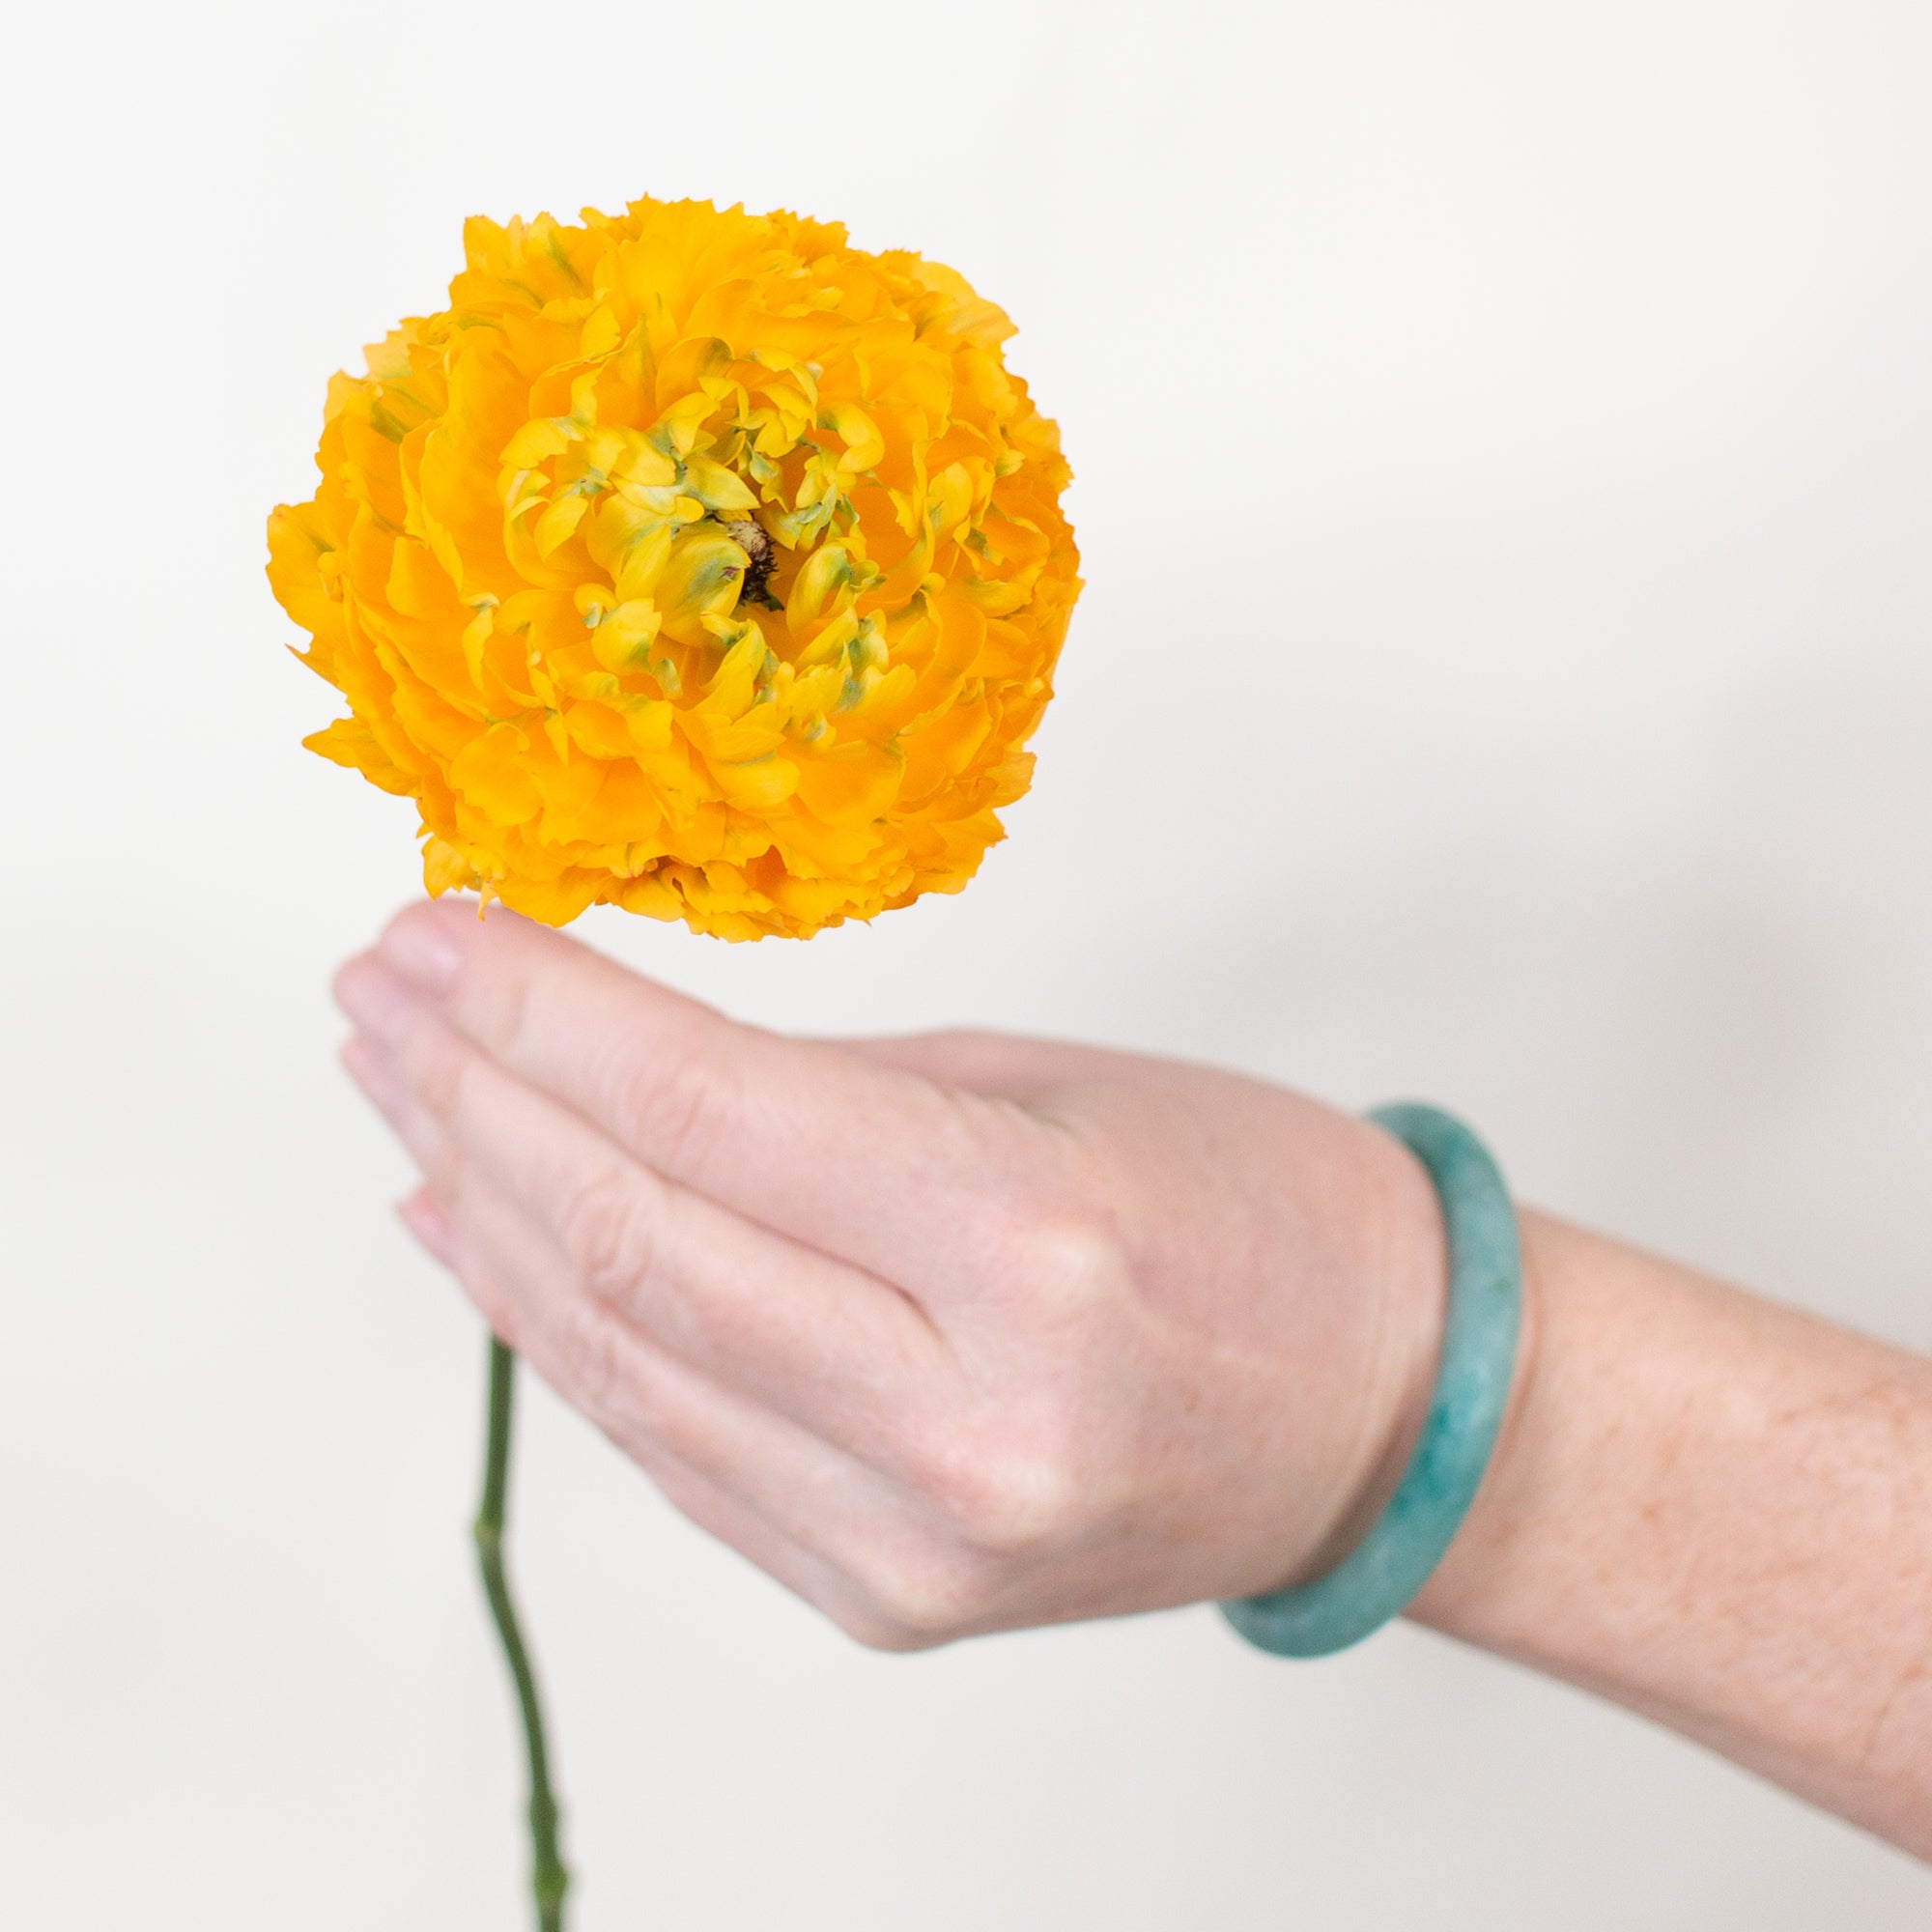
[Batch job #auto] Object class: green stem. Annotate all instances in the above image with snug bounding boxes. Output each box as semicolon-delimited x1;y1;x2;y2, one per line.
474;1336;570;1931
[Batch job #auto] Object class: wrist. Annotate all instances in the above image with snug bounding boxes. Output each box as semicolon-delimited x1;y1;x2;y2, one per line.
1400;1204;1552;1631
1274;1118;1455;1589
1222;1103;1525;1655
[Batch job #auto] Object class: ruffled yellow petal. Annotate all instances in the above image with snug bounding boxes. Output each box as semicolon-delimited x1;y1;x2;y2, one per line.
269;195;1080;939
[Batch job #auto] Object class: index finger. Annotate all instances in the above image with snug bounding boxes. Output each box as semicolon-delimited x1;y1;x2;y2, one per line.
374;898;1051;1293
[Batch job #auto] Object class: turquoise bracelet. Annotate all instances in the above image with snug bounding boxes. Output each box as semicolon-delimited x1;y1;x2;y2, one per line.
1219;1103;1521;1659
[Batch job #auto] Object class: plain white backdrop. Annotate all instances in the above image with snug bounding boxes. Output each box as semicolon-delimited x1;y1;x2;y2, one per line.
4;0;1931;1923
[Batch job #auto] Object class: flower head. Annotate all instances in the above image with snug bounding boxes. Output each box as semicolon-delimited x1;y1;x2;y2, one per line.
270;197;1080;938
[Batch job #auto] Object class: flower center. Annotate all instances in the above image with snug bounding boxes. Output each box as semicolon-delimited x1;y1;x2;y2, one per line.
722;515;778;607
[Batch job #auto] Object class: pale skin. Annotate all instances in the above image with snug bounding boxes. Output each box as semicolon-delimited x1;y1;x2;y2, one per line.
334;898;1932;1861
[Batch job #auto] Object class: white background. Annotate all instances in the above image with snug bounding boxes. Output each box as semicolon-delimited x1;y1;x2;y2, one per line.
4;1;1931;1923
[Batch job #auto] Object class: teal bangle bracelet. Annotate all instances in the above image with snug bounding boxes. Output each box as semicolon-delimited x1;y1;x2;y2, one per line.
1219;1102;1522;1659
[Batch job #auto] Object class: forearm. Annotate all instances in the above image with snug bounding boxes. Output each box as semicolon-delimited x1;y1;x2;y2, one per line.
1409;1210;1932;1856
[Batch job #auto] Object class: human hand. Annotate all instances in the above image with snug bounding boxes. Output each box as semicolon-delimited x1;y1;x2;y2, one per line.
333;900;1447;1650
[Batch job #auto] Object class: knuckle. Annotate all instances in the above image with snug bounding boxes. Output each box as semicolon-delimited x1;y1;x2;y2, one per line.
461;949;536;1062
555;1294;627;1419
864;1549;997;1647
947;1441;1083;1558
396;1013;470;1120
607;1037;728;1176
555;1164;656;1304
1013;1210;1125;1318
907;1413;1084;1560
841;1608;943;1655
924;1025;997;1053
918;1026;1010;1081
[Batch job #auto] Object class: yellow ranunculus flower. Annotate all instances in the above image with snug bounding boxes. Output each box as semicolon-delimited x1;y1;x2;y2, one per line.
270;197;1081;938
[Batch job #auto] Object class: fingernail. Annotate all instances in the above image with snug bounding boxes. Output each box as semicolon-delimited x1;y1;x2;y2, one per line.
381;912;465;997
398;1187;458;1265
342;1035;409;1118
333;958;418;1047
